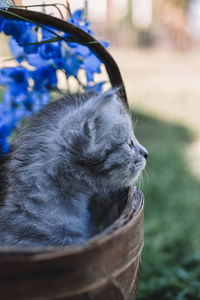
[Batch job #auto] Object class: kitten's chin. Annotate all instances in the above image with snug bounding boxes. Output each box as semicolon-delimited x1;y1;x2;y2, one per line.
126;165;145;187
126;175;140;187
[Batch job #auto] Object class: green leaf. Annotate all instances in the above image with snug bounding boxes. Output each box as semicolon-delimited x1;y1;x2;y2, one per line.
10;0;16;6
19;36;99;47
18;36;86;47
19;37;62;46
67;1;72;18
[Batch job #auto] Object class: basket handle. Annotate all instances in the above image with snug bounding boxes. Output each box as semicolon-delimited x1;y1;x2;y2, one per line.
0;8;128;108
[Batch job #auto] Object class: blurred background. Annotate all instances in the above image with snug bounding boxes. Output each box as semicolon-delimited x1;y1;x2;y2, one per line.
1;0;200;299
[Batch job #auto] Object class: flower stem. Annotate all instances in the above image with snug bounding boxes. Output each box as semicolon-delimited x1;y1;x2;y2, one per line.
66;1;72;19
13;3;68;13
54;5;64;19
10;0;16;6
84;0;88;20
13;4;66;19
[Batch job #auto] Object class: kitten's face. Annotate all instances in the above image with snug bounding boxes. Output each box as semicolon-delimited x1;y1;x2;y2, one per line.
66;92;148;191
95;121;147;189
87;105;147;190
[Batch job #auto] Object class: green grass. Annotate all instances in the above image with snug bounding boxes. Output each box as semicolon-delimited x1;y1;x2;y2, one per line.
0;86;4;100
131;110;200;300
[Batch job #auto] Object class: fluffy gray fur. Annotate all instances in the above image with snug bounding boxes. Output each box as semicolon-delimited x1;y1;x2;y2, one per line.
0;90;147;246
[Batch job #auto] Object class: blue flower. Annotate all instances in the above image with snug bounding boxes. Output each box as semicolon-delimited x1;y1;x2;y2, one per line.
8;28;38;58
9;38;25;62
26;43;63;68
29;91;50;112
0;137;10;154
3;20;28;42
67;42;90;57
0;67;29;110
41;26;58;40
0;67;29;93
85;81;106;93
0;9;109;153
0;67;29;131
39;42;61;60
20;29;38;54
71;10;83;24
64;54;83;78
0;16;5;32
69;10;93;34
26;53;49;68
0;104;13;153
30;65;57;92
101;41;109;49
84;53;102;82
0;104;12;138
0;68;13;85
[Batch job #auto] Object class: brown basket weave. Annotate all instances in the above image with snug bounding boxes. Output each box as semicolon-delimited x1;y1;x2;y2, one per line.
0;8;144;300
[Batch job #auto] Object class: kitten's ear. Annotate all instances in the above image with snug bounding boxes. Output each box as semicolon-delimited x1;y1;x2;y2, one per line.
84;89;119;136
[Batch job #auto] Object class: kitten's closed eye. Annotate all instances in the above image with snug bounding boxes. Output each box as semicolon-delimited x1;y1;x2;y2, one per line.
127;139;134;149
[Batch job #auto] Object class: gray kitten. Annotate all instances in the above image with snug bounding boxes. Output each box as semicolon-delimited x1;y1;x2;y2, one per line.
0;90;148;246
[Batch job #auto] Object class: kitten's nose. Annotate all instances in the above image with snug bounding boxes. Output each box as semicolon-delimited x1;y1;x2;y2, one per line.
135;139;148;159
138;145;148;159
139;147;148;159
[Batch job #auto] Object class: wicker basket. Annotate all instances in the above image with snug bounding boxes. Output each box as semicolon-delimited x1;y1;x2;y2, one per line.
0;8;144;300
